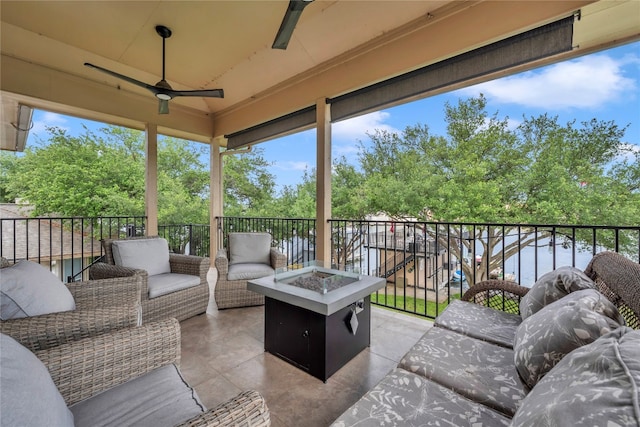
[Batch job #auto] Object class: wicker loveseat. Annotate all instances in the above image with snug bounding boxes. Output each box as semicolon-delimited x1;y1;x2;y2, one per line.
214;232;287;309
1;318;270;426
333;251;640;426
90;236;210;323
0;257;142;352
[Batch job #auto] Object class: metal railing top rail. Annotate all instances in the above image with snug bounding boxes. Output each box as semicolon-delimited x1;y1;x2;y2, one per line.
328;218;640;231
1;215;146;282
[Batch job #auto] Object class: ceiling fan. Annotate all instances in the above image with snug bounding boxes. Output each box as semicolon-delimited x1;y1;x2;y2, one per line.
85;25;224;114
272;0;314;50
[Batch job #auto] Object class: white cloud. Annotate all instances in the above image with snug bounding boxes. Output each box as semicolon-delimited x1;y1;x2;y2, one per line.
618;142;640;163
458;53;637;110
275;160;311;172
332;111;400;140
30;112;69;138
332;111;400;157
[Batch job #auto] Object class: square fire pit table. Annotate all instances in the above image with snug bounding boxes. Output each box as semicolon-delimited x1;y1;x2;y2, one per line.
248;264;386;381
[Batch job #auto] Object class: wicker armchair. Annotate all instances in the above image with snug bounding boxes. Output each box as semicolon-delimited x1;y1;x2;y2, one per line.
89;236;210;323
5;318;270;426
0;258;142;352
214;232;287;309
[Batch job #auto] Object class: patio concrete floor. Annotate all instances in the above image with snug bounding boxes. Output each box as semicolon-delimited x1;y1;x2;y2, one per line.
178;268;433;427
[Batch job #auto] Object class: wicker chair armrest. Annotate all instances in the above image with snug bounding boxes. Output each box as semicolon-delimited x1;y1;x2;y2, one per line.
36;318;181;406
89;262;143;280
584;251;640;329
67;275;142;310
462;279;529;301
89;263;149;300
170;254;210;279
270;248;287;270
176;390;270;427
0;306;139;352
215;249;229;276
461;279;530;314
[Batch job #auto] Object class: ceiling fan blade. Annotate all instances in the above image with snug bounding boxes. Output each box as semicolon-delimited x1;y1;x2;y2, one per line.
272;0;313;50
158;99;170;115
168;88;224;98
84;62;159;94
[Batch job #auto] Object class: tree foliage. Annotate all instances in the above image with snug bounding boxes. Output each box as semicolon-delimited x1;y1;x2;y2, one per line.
357;95;639;281
222;148;278;217
2;125;277;225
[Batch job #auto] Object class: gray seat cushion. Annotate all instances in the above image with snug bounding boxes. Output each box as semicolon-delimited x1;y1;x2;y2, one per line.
70;364;205;427
511;327;640;427
111;238;171;276
434;299;522;348
147;273;201;299
398;326;527;417
0;260;76;320
331;368;511;427
228;232;272;265
227;263;275;281
0;333;74;427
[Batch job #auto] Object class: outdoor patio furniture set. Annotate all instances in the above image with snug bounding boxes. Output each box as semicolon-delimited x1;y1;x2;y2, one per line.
332;251;640;426
0;235;271;426
3;235;639;426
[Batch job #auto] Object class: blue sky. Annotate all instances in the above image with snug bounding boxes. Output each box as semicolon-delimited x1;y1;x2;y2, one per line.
28;40;640;192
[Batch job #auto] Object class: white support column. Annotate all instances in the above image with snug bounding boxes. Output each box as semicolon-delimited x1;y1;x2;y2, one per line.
210;136;224;253
145;123;158;236
316;98;331;265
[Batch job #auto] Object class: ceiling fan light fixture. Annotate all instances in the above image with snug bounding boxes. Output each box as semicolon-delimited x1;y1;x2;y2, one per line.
156;93;172;101
158;99;170;114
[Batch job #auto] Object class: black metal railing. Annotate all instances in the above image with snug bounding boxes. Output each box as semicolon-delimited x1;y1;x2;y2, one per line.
329;219;640;318
158;224;210;257
0;215;146;282
3;214;639;320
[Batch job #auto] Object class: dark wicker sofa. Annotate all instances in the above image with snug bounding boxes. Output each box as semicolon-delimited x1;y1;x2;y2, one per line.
333;251;640;426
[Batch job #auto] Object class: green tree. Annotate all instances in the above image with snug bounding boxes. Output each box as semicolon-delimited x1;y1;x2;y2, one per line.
358;95;638;282
5;126;145;217
4;125;279;225
271;157;368;268
222;148;278;217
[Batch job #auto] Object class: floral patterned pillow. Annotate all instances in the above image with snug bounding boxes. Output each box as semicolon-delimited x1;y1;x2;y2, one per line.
519;266;596;319
511;327;640;427
513;289;624;389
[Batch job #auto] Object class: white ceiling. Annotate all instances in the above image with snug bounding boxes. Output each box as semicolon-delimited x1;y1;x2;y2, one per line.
1;0;638;149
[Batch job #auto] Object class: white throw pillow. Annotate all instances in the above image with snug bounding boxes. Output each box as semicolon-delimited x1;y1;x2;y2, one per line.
111;238;171;277
0;260;76;320
0;333;74;426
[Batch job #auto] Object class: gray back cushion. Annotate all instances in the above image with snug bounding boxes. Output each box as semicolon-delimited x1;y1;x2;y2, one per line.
228;232;272;265
511;327;640;427
513;288;624;388
519;266;596;319
111;238;171;276
0;260;76;320
0;333;74;426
